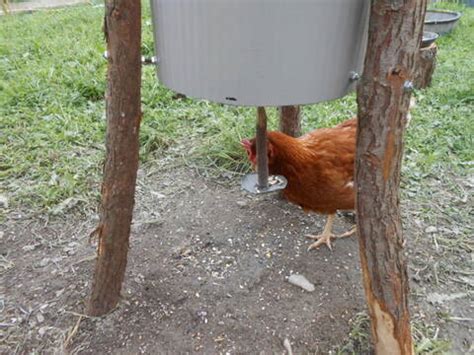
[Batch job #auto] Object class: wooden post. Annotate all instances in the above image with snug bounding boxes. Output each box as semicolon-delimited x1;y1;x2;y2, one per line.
87;0;142;316
414;43;438;89
356;0;427;353
279;105;301;137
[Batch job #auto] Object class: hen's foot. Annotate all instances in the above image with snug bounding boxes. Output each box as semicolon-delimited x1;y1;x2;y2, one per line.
306;232;335;251
306;227;356;251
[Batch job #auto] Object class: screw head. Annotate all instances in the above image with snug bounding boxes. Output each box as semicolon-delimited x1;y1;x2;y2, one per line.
403;80;414;92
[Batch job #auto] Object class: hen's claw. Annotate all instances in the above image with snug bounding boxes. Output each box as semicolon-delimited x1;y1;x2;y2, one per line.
305;227;356;251
306;233;334;251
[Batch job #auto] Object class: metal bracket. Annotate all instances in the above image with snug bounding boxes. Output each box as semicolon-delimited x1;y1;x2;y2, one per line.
141;55;158;65
103;51;158;65
241;174;287;194
349;71;360;81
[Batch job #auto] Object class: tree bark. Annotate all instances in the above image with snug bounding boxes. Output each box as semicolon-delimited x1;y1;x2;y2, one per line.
356;1;427;354
87;0;141;316
414;43;437;89
279;105;301;137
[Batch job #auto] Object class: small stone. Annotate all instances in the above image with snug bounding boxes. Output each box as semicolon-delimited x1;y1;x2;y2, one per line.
151;191;166;199
425;226;438;233
0;195;8;209
22;245;36;252
39;258;50;267
38;326;48;336
236;200;248;208
36;313;45;323
288;274;315;292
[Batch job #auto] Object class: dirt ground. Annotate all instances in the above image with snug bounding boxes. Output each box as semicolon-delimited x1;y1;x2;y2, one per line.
1;161;472;354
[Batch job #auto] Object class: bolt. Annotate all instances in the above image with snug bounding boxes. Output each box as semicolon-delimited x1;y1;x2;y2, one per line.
403;80;414;92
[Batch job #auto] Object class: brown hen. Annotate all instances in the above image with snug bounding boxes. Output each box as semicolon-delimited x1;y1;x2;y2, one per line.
242;118;357;251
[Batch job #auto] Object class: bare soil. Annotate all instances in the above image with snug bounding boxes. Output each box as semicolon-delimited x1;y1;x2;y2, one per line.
1;162;472;354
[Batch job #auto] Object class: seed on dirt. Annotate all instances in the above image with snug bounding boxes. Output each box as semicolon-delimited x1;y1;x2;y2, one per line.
196;310;208;323
214;335;225;342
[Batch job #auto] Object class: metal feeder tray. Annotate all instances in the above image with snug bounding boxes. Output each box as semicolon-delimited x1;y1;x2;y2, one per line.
241;174;288;194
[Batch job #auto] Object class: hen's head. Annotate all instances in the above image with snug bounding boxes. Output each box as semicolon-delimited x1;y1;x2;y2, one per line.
241;137;275;169
241;138;257;166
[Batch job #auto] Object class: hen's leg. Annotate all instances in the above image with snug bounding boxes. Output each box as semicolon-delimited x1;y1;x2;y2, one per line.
306;215;355;251
306;214;336;251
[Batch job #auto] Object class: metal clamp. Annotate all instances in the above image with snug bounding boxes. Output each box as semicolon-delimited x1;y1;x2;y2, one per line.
141;55;158;65
349;71;360;81
103;51;158;65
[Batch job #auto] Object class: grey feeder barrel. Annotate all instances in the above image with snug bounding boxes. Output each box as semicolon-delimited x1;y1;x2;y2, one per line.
150;0;370;106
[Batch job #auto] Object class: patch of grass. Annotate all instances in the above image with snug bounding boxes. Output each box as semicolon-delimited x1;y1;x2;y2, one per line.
0;2;473;215
412;319;452;354
336;312;452;355
402;3;474;182
0;6;107;212
335;312;372;355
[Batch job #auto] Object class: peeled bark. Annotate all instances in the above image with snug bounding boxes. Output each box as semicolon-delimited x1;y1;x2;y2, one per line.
279;105;301;137
87;0;141;316
356;1;427;354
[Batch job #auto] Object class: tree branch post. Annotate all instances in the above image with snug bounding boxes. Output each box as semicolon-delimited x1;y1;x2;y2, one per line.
87;0;142;316
279;105;301;137
414;43;437;89
356;1;427;353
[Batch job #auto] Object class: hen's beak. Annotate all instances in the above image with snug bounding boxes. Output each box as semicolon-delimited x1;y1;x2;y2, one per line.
240;139;252;150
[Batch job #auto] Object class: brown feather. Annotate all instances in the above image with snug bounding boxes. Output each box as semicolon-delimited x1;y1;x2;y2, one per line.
246;118;357;215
